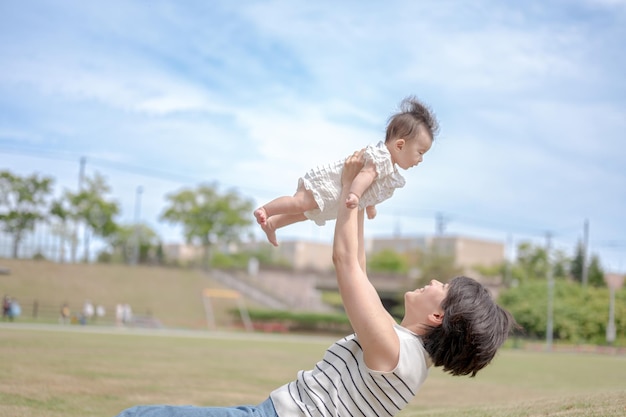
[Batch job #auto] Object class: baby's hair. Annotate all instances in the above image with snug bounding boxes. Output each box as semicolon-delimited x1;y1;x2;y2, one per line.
385;96;439;143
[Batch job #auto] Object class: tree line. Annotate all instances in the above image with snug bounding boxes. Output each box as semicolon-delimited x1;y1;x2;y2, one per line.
0;170;253;269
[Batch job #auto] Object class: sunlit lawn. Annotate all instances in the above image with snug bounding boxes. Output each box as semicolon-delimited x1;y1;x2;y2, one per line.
1;324;625;417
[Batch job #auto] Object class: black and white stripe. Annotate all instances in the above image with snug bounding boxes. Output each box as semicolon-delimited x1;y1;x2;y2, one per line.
271;326;428;417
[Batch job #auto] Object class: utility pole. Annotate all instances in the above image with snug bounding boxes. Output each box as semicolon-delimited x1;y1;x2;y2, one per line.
435;212;448;235
131;186;143;266
393;214;401;238
71;157;86;263
545;231;554;352
78;157;86;189
605;274;624;345
504;233;513;285
80;157;90;263
581;219;589;288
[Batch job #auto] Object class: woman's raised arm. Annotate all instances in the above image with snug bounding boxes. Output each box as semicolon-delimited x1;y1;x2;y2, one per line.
332;151;399;372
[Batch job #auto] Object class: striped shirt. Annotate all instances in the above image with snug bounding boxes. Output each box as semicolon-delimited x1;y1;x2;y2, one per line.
270;325;431;417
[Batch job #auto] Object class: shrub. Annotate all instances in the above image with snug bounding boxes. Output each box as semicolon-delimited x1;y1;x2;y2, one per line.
499;280;626;344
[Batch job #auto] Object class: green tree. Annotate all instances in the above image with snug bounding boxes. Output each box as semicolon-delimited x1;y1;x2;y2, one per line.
160;182;254;270
473;261;511;285
62;173;119;262
552;248;570;280
49;198;76;262
513;241;549;282
499;280;625;343
106;223;160;264
0;171;54;258
415;246;463;287
570;240;585;282
587;254;605;287
368;249;408;274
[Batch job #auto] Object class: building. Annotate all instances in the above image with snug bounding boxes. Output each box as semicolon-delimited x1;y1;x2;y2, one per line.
270;240;334;272
271;234;505;274
165;234;505;275
162;243;203;264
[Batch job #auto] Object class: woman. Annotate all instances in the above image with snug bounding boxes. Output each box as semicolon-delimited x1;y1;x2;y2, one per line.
115;151;515;417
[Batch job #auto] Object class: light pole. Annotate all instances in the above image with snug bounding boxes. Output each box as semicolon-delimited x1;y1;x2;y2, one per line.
131;186;143;265
545;231;554;351
604;273;625;345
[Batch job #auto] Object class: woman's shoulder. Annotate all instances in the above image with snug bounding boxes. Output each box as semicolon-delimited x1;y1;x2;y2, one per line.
394;324;431;366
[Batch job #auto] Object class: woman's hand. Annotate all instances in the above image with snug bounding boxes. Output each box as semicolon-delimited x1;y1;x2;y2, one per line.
341;149;365;187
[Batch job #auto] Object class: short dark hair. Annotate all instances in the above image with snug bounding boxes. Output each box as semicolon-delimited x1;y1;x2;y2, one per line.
421;276;516;377
385;96;439;143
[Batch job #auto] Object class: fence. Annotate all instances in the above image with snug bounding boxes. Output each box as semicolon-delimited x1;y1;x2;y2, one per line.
1;296;162;328
0;224;103;263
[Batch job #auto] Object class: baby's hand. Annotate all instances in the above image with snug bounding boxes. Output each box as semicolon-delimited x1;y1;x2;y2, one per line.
366;205;377;219
346;192;360;209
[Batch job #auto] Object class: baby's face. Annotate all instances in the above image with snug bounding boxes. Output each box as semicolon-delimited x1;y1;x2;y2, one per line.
394;130;432;170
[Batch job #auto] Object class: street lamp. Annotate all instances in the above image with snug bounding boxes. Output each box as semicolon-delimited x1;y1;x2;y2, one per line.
604;273;625;345
131;186;143;265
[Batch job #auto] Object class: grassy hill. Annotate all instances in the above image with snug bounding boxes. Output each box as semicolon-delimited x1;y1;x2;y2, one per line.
0;258;250;329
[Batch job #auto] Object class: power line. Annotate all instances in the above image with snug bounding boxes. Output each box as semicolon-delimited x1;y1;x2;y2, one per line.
0;145;270;196
2;144;622;264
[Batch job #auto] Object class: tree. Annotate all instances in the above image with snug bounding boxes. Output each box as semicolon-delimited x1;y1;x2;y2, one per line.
571;240;585;282
160;182;254;270
106;223;160;264
415;246;463;287
63;173;119;262
368;249;408;274
49;198;78;263
551;248;570;280
570;241;605;287
513;241;549;282
0;171;54;258
587;254;605;287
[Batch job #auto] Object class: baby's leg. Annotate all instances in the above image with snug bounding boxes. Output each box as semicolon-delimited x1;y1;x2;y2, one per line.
254;189;318;226
261;213;307;247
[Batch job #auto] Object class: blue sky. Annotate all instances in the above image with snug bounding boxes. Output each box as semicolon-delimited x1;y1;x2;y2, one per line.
1;0;625;272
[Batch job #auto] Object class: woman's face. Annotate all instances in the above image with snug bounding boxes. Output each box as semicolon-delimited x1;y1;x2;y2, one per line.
403;279;449;324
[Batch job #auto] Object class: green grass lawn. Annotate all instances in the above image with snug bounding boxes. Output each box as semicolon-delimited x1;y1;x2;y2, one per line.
2;259;625;416
0;259;248;329
1;325;625;417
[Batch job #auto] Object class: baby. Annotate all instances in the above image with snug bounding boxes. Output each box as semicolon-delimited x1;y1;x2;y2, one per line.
254;96;439;246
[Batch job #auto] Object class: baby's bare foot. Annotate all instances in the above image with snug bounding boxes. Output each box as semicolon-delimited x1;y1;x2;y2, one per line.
261;221;279;247
254;207;268;225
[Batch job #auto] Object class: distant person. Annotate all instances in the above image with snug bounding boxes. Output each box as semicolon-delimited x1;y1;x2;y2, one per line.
83;299;95;322
122;303;133;325
8;298;20;320
115;304;124;326
96;304;106;321
59;303;70;325
254;96;439;246
2;295;10;320
114;151;516;417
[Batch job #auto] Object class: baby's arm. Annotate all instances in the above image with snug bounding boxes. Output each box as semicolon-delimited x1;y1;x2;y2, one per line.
346;161;377;209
